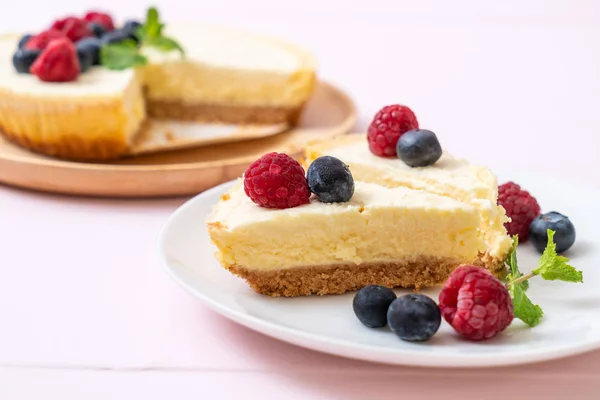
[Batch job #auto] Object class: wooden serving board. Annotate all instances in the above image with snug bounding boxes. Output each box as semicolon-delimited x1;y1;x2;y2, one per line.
0;81;356;198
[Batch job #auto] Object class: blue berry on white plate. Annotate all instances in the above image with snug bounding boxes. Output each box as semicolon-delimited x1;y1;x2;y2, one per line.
529;211;576;253
307;156;354;203
396;129;442;167
387;294;441;341
12;49;40;73
353;285;397;328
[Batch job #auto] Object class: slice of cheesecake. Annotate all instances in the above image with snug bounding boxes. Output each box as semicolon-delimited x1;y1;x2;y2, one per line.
304;134;513;265
207;180;504;297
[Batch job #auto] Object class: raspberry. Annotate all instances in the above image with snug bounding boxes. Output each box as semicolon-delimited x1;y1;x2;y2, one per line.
498;182;541;241
84;11;115;31
243;152;311;209
367;104;419;157
439;265;513;341
30;38;80;83
24;29;67;50
51;17;92;42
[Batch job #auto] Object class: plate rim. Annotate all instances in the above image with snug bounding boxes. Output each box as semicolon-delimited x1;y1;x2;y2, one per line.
158;178;600;368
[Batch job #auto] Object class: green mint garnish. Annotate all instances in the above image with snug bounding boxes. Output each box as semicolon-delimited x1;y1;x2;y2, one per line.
533;230;583;282
505;229;583;327
101;7;184;70
100;40;148;71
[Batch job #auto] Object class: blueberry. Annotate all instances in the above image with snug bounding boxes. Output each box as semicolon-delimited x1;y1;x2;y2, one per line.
12;49;40;74
102;29;139;46
529;211;576;253
77;48;93;73
307;156;355;203
17;34;32;50
396;129;442;167
89;22;108;38
122;20;142;35
353;285;397;328
387;294;441;342
76;37;102;65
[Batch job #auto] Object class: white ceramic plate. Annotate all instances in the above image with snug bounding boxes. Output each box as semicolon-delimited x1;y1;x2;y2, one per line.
159;172;600;368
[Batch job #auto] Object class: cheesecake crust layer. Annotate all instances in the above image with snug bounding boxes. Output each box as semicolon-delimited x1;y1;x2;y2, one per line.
146;100;304;125
226;254;506;297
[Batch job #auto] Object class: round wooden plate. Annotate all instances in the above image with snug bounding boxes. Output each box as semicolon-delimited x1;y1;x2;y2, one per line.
0;81;356;198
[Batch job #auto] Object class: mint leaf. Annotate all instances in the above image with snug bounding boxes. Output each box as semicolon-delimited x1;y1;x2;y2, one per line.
146;36;185;54
505;235;540;326
533;230;583;283
506;235;529;291
136;7;184;56
509;283;543;327
100;41;148;70
145;7;164;38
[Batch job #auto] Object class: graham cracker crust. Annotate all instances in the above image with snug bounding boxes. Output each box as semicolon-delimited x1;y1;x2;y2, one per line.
146;100;304;125
227;254;507;297
0;126;129;161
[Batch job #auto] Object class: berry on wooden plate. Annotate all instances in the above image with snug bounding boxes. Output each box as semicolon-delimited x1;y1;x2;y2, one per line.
396;129;442;167
76;37;102;66
25;29;66;51
353;285;397;328
122;20;142;36
84;11;115;31
51;17;93;42
101;30;139;46
307;156;354;203
12;49;40;73
243;152;311;209
498;182;541;241
17;34;32;49
387;294;441;341
30;38;80;82
88;22;108;38
367;104;419;157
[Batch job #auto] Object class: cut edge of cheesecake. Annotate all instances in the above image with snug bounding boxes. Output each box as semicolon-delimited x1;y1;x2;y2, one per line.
207;180;508;297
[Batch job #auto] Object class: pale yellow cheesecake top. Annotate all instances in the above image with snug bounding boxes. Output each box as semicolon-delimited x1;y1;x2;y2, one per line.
207;180;486;271
304;134;513;260
0;24;316;106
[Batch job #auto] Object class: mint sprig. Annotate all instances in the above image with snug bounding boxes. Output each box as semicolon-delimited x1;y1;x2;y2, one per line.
100;7;184;70
505;229;583;327
100;40;148;71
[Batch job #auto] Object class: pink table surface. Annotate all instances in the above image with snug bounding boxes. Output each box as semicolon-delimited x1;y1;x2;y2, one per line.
1;0;600;398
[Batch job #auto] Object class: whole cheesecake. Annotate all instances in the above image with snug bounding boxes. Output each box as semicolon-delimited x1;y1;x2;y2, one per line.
0;10;316;160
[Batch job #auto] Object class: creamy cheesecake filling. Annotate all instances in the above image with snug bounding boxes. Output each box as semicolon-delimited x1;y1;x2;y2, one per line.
207;181;486;272
304;135;513;260
141;24;316;108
